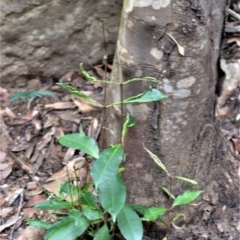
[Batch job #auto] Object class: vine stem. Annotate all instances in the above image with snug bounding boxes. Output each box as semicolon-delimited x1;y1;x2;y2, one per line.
100;19;108;150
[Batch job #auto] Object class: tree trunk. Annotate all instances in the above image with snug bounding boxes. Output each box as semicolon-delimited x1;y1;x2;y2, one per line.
106;0;239;238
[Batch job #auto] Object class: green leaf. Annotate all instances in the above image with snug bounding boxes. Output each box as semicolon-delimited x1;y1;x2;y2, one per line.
175;176;198;185
172;213;186;222
44;212;89;240
35;199;72;210
27;218;52;230
121;113;137;142
142;207;167;221
91;145;123;188
79;63;98;82
172;190;203;207
117;204;143;240
57;82;102;106
59;181;81;198
81;192;98;209
143;145;168;173
59;133;99;159
82;205;103;221
160;186;175;199
94;224;110;240
113;89;168;105
99;174;126;222
129;204;149;215
10;90;55;102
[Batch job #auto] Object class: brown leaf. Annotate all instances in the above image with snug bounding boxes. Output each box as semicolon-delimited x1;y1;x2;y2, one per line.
0;164;12;181
5;107;16;118
59;70;81;82
0;151;7;162
0;87;9;101
44;102;76;109
0;207;14;218
55;111;81;123
44;114;60;128
36;128;55;151
16;226;45;240
227;37;240;46
11;141;31;152
62;148;75;165
22;109;39;121
54;127;65;139
25;194;47;208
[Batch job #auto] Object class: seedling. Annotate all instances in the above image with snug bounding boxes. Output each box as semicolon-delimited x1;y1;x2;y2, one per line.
27;64;201;240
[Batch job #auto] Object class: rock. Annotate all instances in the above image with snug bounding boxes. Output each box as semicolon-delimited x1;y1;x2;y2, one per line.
0;0;122;87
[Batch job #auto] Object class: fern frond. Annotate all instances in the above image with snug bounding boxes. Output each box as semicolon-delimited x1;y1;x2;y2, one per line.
10;90;55;102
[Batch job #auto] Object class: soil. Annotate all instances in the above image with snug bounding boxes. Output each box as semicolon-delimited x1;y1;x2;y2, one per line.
0;1;239;240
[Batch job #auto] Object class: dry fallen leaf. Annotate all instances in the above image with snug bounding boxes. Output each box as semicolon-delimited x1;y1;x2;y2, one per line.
0;164;12;181
44;102;76;109
5;107;16;118
62;148;75;165
25;194;47;208
166;32;185;56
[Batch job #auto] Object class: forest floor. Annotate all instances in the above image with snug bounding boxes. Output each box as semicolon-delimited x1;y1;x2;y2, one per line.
0;2;240;240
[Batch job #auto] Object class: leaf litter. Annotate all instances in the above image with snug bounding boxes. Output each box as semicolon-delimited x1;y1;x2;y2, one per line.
0;65;105;239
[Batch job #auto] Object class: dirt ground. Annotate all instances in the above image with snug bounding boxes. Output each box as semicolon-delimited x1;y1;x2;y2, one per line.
0;2;239;240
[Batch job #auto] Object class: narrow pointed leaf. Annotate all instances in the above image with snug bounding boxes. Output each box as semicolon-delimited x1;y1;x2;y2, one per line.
173;213;186;222
143;145;168;173
44;212;89;240
122;113;137;142
117;204;143;240
91;145;123;188
57;82;102;106
80;63;98;82
34;199;72;210
59;133;99;159
113;89;168;105
160;186;175;199
172;190;203;207
94;224;110;240
142;207;167;221
175;176;198;185
99;174;126;222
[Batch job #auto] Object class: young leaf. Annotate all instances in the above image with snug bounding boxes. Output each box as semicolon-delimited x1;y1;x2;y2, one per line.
82;205;103;221
143;145;168;173
91;144;123;188
57;82;102;106
113;89;168;105
160;186;175;199
117;204;143;240
34;199;72;210
59;181;81;198
44;212;89;240
142;207;167;221
172;190;203;207
99;174;126;222
121;113;137;142
79;63;99;82
94;224;110;240
172;213;186;222
59;133;99;159
175;176;198;185
81;192;98;209
27;218;52;230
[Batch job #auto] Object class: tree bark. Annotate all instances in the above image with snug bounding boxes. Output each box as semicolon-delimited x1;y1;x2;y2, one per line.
106;0;239;236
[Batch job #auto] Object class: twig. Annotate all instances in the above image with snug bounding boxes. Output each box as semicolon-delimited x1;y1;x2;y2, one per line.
228;9;240;21
9;190;24;240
